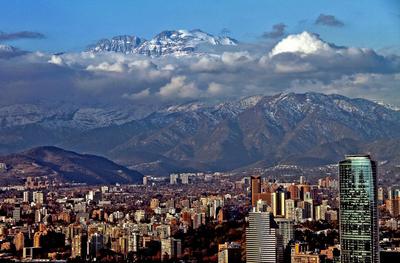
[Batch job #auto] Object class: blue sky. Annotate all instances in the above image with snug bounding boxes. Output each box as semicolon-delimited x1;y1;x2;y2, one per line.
0;0;399;52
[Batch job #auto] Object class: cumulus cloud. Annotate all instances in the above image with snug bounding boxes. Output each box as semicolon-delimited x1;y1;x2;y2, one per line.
262;23;287;39
86;62;127;73
207;82;225;96
158;76;200;99
268;32;333;57
221;51;253;65
48;55;64;65
288;73;400;104
0;31;45;41
315;14;344;27
122;88;151;100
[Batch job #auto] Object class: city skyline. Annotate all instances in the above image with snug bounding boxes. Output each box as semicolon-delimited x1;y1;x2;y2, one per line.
0;1;399;262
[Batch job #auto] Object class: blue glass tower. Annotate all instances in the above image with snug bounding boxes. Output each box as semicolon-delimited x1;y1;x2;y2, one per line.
339;155;379;263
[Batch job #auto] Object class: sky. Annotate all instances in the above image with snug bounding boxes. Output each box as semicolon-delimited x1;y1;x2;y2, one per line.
0;0;399;53
0;0;399;108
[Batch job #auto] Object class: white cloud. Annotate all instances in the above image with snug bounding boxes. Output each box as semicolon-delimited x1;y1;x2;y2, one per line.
86;62;127;73
190;56;221;72
274;61;314;73
287;73;400;105
122;88;151;100
48;55;63;65
269;31;334;57
158;76;200;99
128;60;157;70
221;51;252;65
1;32;399;107
207;82;224;96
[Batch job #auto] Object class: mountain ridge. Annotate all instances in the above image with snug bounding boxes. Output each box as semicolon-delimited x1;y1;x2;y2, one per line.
87;29;238;56
1;92;399;176
0;146;143;185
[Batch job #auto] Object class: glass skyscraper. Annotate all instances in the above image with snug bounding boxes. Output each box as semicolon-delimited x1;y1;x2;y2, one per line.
339;155;379;263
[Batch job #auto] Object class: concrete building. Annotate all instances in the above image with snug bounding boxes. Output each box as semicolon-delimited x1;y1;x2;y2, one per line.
246;210;283;263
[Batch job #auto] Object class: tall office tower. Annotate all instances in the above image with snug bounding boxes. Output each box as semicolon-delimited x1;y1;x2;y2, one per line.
88;233;104;258
285;199;295;220
13;206;21;222
377;187;384;205
32;191;44;204
303;192;314;220
23;191;30;203
272;191;286;217
218;242;242;263
246;210;283;263
274;218;294;249
161;238;182;261
299;176;306;185
170;173;179;185
339;155;379;263
251;176;261;207
72;234;87;259
288;184;299;200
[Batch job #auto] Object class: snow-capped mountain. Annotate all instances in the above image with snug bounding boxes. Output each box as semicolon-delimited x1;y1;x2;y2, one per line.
0;44;18;52
87;35;145;53
0;103;152;130
87;29;238;56
0;44;26;58
1;93;400;175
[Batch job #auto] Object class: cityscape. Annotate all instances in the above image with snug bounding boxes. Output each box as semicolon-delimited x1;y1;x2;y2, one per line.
0;0;399;262
0;154;399;262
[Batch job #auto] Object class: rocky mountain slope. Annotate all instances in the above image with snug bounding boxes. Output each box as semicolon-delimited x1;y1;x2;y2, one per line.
0;146;143;185
1;92;399;176
62;92;400;174
87;29;238;56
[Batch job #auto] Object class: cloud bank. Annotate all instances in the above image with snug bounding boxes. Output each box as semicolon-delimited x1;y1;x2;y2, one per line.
262;23;287;39
0;31;45;41
0;31;399;108
315;14;345;27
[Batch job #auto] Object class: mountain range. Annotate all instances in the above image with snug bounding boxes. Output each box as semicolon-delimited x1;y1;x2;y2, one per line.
1;29;399;177
87;29;238;56
1;92;399;176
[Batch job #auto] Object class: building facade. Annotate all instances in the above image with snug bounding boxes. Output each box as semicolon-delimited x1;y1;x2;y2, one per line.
339;155;379;263
246;210;283;263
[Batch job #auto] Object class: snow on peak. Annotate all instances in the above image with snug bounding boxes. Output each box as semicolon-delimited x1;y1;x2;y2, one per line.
88;29;238;57
269;31;333;57
0;44;18;52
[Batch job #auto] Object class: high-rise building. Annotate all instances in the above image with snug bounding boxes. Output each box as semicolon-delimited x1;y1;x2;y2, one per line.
14;232;25;251
272;191;286;217
161;238;182;261
13;206;21;222
339;155;379;263
88;233;104;258
23;191;30;203
32;192;44;205
285;199;296;220
288;184;299;200
71;234;87;259
218;242;241;263
251;176;261;207
246;210;283;263
275;218;294;249
299;176;306;185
